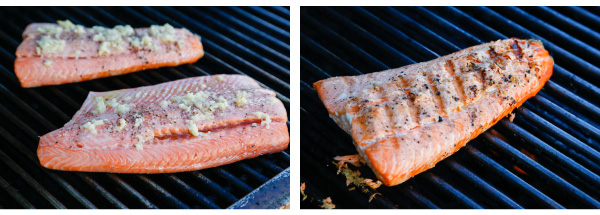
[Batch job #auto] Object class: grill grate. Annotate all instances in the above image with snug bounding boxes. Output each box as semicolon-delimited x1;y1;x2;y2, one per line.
300;6;600;209
0;6;289;209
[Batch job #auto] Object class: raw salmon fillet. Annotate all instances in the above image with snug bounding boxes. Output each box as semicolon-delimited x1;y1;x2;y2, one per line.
313;39;553;186
15;20;204;88
38;75;289;173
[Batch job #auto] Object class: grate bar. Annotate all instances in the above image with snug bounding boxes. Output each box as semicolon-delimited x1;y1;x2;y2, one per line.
500;119;600;183
137;175;190;209
0;175;35;209
535;7;600;47
138;7;289;77
467;6;600;81
228;7;289;38
318;7;416;65
269;6;290;17
445;160;523;208
515;107;600;164
202;7;290;51
553;7;600;28
530;96;600;141
351;7;440;60
247;6;290;28
301;11;389;71
483;132;600;207
465;145;564;208
423;173;483;209
106;174;157;209
544;81;600;120
497;7;600;64
79;174;127;209
166;175;221;209
0;148;65;208
190;172;239;205
156;6;291;93
212;168;254;194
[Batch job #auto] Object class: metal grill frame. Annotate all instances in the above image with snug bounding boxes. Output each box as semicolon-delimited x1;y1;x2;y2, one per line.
300;6;600;209
0;6;290;209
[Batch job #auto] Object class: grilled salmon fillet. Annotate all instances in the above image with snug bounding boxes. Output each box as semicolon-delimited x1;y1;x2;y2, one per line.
38;75;289;173
313;39;553;186
15;20;204;88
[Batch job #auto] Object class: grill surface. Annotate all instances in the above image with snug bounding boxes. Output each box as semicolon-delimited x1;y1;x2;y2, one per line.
0;6;290;209
300;6;600;209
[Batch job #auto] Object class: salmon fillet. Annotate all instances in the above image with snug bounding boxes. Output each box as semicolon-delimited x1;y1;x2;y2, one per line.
38;74;289;173
313;39;553;186
15;20;204;88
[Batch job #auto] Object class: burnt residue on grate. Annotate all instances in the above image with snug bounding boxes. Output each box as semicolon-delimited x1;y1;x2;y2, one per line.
300;6;600;209
0;6;289;209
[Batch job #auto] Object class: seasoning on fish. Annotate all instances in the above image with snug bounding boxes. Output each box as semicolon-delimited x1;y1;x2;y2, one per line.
15;20;204;88
313;39;553;186
38;75;289;173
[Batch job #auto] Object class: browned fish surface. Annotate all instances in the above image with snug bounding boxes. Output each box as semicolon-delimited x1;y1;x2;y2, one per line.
314;39;553;186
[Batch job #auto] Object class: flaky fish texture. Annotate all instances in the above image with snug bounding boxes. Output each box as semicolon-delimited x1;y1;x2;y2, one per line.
314;39;553;186
38;75;289;173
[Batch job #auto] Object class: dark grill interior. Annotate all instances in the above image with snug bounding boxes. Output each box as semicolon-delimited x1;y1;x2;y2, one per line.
0;6;289;209
300;6;600;209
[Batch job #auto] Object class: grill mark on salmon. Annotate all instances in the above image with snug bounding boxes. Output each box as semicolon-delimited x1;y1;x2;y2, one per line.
444;59;467;107
15;21;204;88
425;66;446;118
396;71;419;131
38;75;289;173
313;38;553;186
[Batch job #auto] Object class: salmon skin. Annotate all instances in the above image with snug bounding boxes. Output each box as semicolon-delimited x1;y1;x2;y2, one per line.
38;74;289;173
15;20;204;88
313;39;553;186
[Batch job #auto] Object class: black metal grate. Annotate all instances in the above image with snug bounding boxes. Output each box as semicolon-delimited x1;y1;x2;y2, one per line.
300;6;600;209
0;6;289;209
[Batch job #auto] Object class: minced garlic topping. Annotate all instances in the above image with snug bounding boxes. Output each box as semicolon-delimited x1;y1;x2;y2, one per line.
134;117;144;128
57;20;86;35
185;120;200;137
34;20;185;57
115;103;136;114
117;118;127;131
106;98;120;108
134;133;154;150
178;103;191;112
159;100;171;108
133;140;144;151
37;20;86;37
191;112;214;121
150;23;177;43
36;36;65;55
233;90;249;107
92;25;136;56
43;59;53;68
253;112;272;129
170;91;229;117
91;96;107;114
80;119;105;134
128;34;157;51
